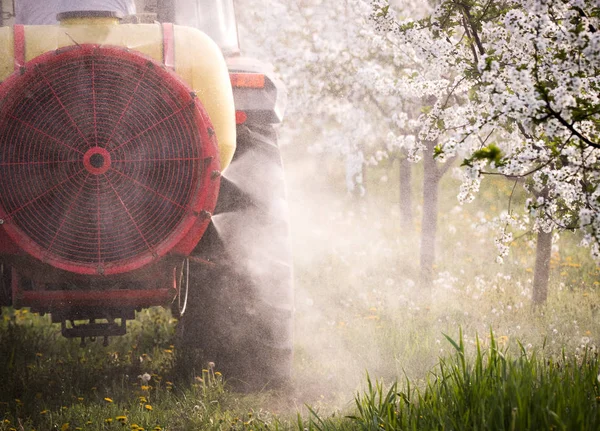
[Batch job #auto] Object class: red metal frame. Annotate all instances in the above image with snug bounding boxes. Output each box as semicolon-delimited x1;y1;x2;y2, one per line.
11;267;177;309
19;289;175;308
162;22;175;72
13;25;25;71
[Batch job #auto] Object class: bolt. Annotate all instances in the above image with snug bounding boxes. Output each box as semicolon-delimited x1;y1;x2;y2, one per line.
211;170;221;180
200;210;212;220
0;219;4;225
97;266;104;275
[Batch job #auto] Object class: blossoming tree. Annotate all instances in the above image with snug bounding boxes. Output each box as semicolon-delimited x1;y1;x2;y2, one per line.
371;0;600;303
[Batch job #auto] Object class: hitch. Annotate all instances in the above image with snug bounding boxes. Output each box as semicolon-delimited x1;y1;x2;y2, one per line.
61;318;127;347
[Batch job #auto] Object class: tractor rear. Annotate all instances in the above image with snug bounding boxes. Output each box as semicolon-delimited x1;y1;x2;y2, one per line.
0;0;292;389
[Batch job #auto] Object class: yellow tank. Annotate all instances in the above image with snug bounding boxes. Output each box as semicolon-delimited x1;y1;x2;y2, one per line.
0;17;236;170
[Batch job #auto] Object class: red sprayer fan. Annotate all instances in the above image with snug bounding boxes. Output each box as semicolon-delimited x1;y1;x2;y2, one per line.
0;45;220;276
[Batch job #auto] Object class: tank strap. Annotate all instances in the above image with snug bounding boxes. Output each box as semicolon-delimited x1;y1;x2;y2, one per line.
13;25;25;71
162;22;175;72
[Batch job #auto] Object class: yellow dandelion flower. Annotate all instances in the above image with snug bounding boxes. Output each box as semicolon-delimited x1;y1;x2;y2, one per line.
105;418;113;423
104;397;113;403
215;371;222;377
40;410;49;415
141;385;150;391
153;427;162;431
116;416;127;422
139;396;147;403
3;419;11;424
144;404;153;411
163;349;173;354
60;423;69;431
86;421;92;425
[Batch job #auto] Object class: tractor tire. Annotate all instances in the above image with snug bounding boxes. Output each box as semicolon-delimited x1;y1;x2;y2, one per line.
0;263;10;308
175;122;293;390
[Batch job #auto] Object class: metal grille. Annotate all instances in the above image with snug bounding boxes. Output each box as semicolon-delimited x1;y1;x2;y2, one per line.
0;45;217;275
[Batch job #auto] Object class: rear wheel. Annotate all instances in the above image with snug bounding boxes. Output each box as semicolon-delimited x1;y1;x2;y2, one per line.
176;122;293;390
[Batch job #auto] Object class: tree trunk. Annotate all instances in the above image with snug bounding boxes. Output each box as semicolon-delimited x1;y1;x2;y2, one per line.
399;149;413;230
419;141;440;288
532;228;552;305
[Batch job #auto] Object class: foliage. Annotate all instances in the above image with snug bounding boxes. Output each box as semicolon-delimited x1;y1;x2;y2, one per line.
371;0;600;260
306;331;600;430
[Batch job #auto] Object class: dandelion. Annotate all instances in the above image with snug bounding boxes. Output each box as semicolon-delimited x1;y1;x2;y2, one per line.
40;410;49;415
104;397;113;403
139;396;147;403
116;416;127;423
215;371;222;377
141;385;150;391
138;373;151;383
208;361;215;369
144;404;153;411
105;418;113;424
61;423;69;431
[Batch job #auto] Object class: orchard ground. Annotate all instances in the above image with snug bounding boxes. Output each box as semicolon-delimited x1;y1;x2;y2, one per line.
1;144;599;430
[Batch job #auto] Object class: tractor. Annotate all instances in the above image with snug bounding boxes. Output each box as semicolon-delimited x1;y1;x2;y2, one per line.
0;0;293;389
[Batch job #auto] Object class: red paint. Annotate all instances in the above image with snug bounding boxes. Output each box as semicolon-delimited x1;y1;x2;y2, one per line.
13;25;25;70
162;22;175;71
230;73;265;89
83;147;111;175
235;110;247;124
18;288;175;308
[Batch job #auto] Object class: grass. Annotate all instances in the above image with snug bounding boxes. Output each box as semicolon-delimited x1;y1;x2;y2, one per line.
303;331;600;431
